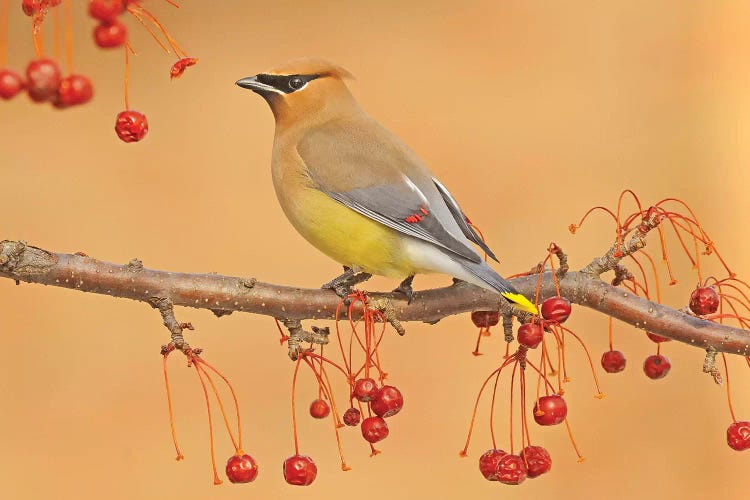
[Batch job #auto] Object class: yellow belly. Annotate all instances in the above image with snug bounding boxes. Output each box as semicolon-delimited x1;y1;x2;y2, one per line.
281;185;416;278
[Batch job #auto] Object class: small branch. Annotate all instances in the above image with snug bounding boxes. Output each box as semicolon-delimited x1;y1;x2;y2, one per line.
2;240;750;356
581;208;659;277
280;319;329;360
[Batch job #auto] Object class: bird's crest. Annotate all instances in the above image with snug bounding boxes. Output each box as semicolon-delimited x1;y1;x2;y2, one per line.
267;58;354;80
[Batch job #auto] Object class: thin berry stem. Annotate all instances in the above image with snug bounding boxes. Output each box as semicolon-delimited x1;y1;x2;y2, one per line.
162;353;184;460
563;418;585;462
52;3;60;63
559;325;605;398
196;357;244;451
301;356;350;471
63;0;73;71
192;357;222;485
488;366;503;450
0;0;7;67
123;44;130;109
508;361;519;454
290;356;302;456
722;353;738;423
194;361;239;452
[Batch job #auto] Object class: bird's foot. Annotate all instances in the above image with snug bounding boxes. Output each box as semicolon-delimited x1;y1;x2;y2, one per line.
392;275;415;304
321;267;373;301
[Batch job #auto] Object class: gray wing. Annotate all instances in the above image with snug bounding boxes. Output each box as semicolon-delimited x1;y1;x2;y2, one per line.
297;120;483;264
432;177;499;262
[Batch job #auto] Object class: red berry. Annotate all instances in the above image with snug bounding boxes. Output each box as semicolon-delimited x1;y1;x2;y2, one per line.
727;421;750;451
115;110;148;142
88;0;125;22
55;74;94;107
478;449;507;481
646;332;671;343
352;377;378;402
282;455;317;486
361;416;389;443
689;286;720;315
343;407;361;426
601;350;626;373
496;454;527;485
0;69;24;100
225;453;258;483
540;297;572;323
533;395;567;426
370;385;404;418
309;398;330;419
471;310;499;328
643;354;671;380
517;323;543;349
25;58;61;103
94;20;128;48
520;445;551;478
22;0;40;16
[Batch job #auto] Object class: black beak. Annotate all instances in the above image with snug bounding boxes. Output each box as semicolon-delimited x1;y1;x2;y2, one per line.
235;75;279;94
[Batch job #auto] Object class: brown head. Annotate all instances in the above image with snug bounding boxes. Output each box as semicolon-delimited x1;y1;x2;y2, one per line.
236;58;358;127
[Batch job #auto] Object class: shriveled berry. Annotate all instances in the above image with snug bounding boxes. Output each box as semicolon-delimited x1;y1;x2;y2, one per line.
88;0;125;22
533;395;567;426
225;453;258;483
361;416;389;443
352;377;378;402
541;297;572;323
25;58;61;102
689;286;720;315
471;310;499;328
646;332;671;343
370;385;403;418
727;421;750;451
309;398;330;419
170;57;198;79
517;323;543;349
283;455;317;486
496;454;527;485
478;449;506;481
343;407;361;426
520;445;551;478
56;74;93;107
601;350;626;373
643;354;671;380
115;110;148;142
94;20;128;48
0;69;24;100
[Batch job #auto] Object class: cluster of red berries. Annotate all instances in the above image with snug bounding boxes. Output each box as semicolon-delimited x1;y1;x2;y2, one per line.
479;446;551;484
284;381;404;486
0;59;93;107
89;0;128;48
467;295;580;485
2;0;194;143
276;292;406;486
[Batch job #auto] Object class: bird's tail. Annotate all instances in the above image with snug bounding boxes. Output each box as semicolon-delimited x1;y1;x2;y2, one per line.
462;259;538;314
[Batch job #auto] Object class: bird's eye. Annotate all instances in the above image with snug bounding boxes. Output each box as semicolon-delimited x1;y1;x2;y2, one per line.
289;77;305;90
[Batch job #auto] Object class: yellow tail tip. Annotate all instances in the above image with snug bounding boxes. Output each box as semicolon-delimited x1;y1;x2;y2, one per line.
501;292;539;315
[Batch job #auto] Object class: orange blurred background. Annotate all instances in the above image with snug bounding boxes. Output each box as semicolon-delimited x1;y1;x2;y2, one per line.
2;1;750;498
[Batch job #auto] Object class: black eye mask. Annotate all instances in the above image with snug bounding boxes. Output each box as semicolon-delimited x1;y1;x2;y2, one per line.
255;74;320;94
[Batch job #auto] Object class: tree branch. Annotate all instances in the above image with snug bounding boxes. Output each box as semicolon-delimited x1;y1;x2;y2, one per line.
1;239;749;356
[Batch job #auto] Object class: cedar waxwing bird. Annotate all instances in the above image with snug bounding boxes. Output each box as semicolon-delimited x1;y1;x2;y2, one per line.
235;59;538;314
